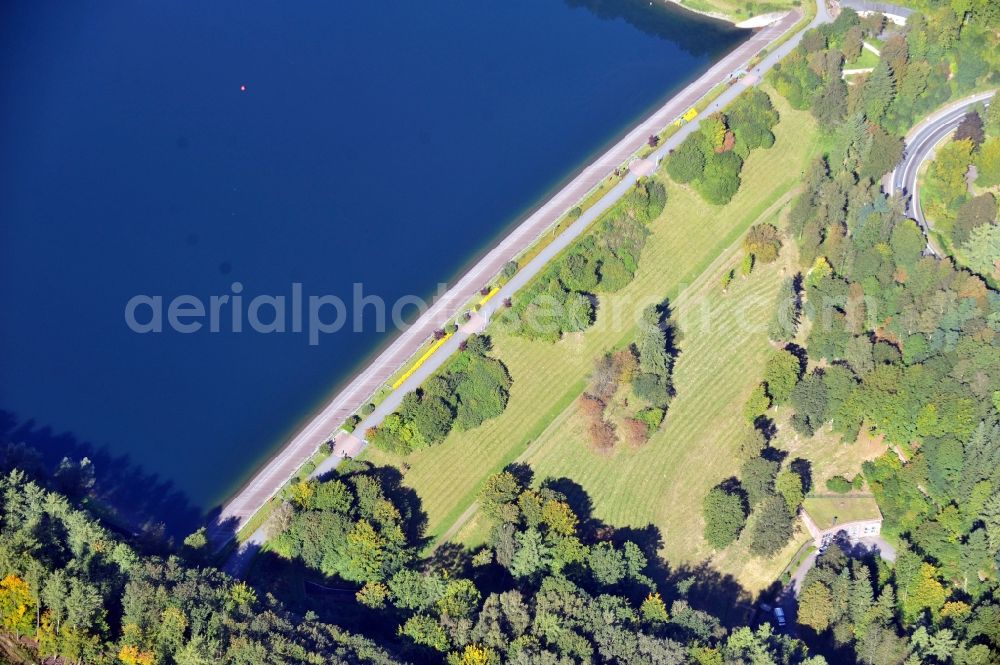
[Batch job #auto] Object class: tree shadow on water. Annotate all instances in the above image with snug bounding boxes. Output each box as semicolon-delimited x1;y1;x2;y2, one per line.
563;0;748;58
0;409;204;541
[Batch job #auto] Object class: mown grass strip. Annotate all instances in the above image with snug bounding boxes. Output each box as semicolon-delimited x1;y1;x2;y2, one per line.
364;90;823;593
419;377;588;550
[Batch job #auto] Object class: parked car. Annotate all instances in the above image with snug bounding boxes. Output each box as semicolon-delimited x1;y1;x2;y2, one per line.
774;607;787;627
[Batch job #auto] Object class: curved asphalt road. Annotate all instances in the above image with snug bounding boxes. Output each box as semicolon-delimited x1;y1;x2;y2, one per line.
219;0;833;577
886;91;995;257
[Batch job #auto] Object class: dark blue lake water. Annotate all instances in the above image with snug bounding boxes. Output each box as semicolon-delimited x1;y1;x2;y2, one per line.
0;0;745;533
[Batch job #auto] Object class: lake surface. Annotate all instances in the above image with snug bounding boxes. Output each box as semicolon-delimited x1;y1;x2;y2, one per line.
0;0;745;533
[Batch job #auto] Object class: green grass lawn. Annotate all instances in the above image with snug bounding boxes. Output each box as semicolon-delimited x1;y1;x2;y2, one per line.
770;408;888;492
803;495;882;530
522;235;807;588
362;88;825;592
846;48;880;70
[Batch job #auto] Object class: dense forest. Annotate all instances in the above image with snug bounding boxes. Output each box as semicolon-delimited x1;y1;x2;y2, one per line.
922;100;1000;280
0;448;841;664
704;2;1000;661
1;3;999;665
238;463;835;664
0;467;399;664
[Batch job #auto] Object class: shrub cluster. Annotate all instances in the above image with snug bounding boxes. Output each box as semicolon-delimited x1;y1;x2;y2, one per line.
578;302;675;453
666;88;779;205
498;180;665;341
369;335;511;454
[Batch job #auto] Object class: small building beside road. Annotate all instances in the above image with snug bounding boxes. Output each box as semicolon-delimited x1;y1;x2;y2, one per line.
835;0;913;25
801;494;883;546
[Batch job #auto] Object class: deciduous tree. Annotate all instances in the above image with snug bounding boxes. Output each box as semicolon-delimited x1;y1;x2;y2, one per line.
764;349;802;404
748;495;795;557
776;469;805;512
798;582;834;632
743;224;783;263
702;486;748;549
975;136;1000;187
741;456;779;508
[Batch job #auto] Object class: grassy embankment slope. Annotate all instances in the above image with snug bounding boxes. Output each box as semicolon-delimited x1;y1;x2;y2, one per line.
363;89;879;592
670;0;800;23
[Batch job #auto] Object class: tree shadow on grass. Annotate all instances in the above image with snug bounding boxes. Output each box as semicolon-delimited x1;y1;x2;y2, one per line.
500;473;758;629
590;517;754;628
540;476;597;534
505;461;535;490
761;444;789;466
789;457;814;493
330;459;429;548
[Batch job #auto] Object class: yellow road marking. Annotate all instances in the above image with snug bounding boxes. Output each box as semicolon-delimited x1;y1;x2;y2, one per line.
390;287;495;391
391;333;453;389
477;286;500;307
